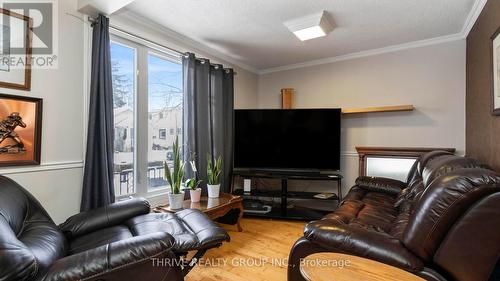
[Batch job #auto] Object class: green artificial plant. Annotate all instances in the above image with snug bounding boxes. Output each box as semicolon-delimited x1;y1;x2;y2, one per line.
164;136;184;194
207;154;222;185
185;151;202;190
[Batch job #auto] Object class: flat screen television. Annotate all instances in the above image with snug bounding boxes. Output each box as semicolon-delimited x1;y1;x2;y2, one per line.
234;109;341;172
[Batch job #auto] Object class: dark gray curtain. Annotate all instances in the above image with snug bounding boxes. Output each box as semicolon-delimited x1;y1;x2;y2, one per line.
81;15;115;211
183;53;234;194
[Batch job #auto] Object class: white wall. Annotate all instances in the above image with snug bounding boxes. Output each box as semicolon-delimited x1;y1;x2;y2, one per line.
1;0;85;224
258;40;466;191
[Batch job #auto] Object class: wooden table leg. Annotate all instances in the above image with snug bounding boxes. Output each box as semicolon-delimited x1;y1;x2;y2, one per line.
237;203;244;232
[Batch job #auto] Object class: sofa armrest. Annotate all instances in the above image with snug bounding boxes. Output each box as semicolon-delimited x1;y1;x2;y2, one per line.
355;176;406;195
59;198;150;239
304;219;423;272
41;232;179;281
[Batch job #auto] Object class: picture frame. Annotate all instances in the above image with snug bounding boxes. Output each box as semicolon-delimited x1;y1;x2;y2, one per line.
0;94;42;167
0;8;32;91
492;25;500;115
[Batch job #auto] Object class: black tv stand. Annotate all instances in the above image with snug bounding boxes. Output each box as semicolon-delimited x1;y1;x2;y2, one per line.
232;171;342;221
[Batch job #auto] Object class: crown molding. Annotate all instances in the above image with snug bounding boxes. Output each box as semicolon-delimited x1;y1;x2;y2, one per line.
116;0;487;76
259;33;465;74
461;0;488;36
258;0;487;74
112;12;260;74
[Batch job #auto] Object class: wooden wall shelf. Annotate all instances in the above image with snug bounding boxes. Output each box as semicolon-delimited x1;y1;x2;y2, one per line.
341;105;414;114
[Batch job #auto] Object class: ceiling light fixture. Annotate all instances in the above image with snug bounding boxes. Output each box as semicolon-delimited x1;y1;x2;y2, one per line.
284;11;334;41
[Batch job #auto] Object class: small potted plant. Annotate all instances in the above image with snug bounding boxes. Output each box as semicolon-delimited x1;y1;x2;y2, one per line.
184;152;202;202
185;178;202;203
164;136;184;209
207;154;222;198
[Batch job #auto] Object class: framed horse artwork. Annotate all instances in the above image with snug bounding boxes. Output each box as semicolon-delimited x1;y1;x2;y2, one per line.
0;94;42;166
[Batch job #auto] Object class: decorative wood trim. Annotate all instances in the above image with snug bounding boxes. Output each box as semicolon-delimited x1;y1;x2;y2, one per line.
356;147;456;176
281;88;294;109
342;105;414;114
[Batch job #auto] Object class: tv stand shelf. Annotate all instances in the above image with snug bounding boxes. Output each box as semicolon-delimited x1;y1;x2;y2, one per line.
232;171;342;220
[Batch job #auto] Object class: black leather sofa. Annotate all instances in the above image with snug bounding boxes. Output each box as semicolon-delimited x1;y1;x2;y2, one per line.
288;151;500;281
0;176;229;281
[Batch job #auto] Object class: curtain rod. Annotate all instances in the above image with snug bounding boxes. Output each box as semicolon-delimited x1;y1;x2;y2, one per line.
88;16;236;74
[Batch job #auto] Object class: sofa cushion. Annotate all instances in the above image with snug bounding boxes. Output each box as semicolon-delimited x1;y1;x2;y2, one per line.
304;219;424;272
328;186;398;233
355;176;406;195
403;168;500;261
69;226;133;254
422;155;481;187
417;150;453;176
394;180;425;210
126;209;230;252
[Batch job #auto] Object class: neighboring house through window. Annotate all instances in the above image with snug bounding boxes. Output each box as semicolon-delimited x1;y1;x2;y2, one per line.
110;33;183;199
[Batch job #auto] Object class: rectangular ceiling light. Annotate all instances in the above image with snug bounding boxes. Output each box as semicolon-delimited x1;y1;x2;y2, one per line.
284;11;334;41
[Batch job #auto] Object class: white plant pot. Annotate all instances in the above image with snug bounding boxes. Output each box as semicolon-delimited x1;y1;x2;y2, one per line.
189;188;202;203
168;192;184;210
207;184;221;198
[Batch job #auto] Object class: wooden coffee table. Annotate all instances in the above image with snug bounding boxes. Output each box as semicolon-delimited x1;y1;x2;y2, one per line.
153;192;244;232
300;253;424;281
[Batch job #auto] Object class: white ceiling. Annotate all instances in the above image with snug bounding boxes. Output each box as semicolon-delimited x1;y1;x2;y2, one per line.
125;0;482;73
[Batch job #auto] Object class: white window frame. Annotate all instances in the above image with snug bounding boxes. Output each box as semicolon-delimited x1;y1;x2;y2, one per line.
110;31;182;201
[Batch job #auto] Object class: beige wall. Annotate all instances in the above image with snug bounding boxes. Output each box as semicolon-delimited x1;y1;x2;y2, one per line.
258;40;466;190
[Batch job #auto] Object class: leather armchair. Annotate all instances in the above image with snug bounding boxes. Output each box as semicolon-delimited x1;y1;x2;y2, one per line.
0;176;182;281
289;151;500;281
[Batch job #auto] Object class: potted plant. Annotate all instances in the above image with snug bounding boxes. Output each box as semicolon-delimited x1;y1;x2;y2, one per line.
184;152;202;202
164;136;184;209
185;178;202;203
207;154;222;198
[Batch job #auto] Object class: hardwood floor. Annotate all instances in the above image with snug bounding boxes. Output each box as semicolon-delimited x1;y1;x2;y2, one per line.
186;218;305;281
186;218;423;281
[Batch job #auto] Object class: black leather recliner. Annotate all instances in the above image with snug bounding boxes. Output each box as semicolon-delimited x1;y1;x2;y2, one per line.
0;175;229;281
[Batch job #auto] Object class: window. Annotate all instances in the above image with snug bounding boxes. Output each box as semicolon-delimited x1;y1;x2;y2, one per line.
147;53;183;191
111;41;136;196
110;33;183;198
366;157;416;181
159;129;166;139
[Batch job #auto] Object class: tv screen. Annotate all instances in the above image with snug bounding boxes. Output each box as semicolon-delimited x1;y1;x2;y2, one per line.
234;109;341;171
